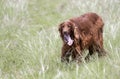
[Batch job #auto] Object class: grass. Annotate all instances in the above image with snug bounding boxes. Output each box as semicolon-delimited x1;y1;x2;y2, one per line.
0;0;120;79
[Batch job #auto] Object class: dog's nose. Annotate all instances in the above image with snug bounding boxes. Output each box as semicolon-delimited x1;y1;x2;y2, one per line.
63;32;68;35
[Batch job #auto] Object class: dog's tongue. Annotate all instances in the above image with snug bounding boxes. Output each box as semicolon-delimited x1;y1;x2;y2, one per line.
67;37;74;46
64;35;74;46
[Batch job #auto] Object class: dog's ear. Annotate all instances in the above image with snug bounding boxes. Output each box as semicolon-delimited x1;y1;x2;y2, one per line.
68;21;80;40
58;22;64;40
58;22;64;32
74;25;85;44
74;27;80;40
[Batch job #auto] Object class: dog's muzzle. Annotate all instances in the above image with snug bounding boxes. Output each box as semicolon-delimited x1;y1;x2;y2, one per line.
63;33;74;46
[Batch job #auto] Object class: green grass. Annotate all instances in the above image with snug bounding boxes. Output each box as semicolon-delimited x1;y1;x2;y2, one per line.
0;0;120;79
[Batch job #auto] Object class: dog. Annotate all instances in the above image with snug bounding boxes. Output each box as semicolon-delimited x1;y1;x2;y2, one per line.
58;12;106;62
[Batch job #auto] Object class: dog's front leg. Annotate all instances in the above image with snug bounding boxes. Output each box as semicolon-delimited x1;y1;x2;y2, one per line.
74;39;83;63
61;44;72;63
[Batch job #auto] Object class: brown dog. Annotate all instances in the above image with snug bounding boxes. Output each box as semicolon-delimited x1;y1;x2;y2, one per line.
58;12;106;62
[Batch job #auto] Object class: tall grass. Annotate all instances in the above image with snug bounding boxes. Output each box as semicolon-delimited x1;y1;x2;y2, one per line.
0;0;120;79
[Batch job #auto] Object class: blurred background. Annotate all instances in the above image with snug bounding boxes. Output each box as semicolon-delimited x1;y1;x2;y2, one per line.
0;0;120;79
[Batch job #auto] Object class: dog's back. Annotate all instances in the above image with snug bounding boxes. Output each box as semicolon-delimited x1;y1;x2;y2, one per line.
70;12;104;30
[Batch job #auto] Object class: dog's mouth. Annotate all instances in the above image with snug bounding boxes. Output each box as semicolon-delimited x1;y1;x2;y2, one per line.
64;34;74;46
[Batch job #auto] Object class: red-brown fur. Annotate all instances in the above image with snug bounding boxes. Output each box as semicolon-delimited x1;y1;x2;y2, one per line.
59;12;106;62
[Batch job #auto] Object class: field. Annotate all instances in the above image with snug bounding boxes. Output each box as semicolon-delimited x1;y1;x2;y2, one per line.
0;0;120;79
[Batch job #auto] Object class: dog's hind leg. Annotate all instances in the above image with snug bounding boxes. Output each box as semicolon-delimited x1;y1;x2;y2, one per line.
85;45;94;62
61;44;72;62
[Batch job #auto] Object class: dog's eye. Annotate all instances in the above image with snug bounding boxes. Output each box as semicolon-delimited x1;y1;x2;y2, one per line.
68;25;71;27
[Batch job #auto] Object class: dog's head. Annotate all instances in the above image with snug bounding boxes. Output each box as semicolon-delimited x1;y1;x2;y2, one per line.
59;20;80;46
